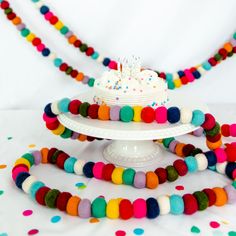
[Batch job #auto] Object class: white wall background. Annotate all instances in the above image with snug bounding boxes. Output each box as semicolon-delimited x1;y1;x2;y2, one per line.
0;0;236;109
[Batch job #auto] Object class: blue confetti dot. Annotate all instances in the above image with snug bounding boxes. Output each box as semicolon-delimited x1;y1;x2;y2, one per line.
133;228;144;235
0;233;8;236
51;215;61;223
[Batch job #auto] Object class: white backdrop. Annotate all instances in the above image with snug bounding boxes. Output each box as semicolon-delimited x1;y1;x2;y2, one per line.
0;0;236;109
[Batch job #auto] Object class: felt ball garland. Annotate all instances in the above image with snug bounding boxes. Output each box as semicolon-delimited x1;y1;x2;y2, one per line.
12;144;236;220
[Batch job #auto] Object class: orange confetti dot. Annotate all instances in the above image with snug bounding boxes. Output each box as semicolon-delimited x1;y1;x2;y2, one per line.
0;164;7;169
89;218;100;223
28;144;36;148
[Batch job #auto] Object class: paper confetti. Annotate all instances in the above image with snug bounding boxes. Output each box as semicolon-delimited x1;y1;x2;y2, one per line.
175;185;184;191
89;218;100;223
0;164;7;169
133;228;144;235
51;215;61;223
28;229;39;235
75;182;87;189
191;226;201;234
22;210;33;217
210;221;220;229
115;230;126;236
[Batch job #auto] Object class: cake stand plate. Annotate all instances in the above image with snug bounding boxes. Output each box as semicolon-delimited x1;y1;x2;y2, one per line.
58;91;209;167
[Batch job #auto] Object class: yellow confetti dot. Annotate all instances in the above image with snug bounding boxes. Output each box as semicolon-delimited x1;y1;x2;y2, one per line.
0;164;7;169
89;218;100;223
28;144;36;148
221;220;229;225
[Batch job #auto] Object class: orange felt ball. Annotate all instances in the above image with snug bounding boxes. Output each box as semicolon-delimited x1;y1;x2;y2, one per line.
175;143;186;157
41;147;49;164
98;105;110;120
66;196;81;216
206;139;222;150
12;16;21;25
212;187;228;206
146;171;159;189
68;35;77;44
78;134;87;142
224;42;233;53
75;72;84;81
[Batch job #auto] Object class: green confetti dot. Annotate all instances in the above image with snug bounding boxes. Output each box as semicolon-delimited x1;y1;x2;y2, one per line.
228;231;236;236
191;226;201;234
7;137;12;140
0;190;4;196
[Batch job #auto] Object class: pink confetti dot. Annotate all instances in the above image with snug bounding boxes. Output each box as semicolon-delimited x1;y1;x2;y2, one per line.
28;229;39;235
175;185;184;191
210;221;220;228
22;210;33;216
115;230;126;236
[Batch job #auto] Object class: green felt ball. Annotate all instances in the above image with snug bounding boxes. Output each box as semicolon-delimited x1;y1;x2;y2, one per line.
21;28;30;37
205;122;220;137
79;102;90;117
233;32;236;40
193;191;209;211
122;168;136;185
91;198;107;218
80;44;88;52
60;26;69;35
166;165;179;182
228;51;234;57
214;53;222;61
66;66;73;75
4;8;12;14
191;148;202;156
163;137;175;148
88;78;95;87
22;153;34;166
45;189;60;208
60;128;72;139
120;106;134;122
51;150;63;164
168;80;175;90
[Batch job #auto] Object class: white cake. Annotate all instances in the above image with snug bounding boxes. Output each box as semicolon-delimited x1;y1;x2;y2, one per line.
93;57;168;108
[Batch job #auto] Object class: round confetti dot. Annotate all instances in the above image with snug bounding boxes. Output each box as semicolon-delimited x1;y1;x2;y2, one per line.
210;221;220;228
115;230;126;236
75;182;86;189
133;228;144;235
7;137;12;140
228;232;236;236
175;185;184;191
191;226;201;234
0;165;7;169
28;229;39;235
22;210;33;216
0;233;8;236
89;218;100;223
0;190;4;196
28;144;36;148
221;220;229;225
51;215;61;223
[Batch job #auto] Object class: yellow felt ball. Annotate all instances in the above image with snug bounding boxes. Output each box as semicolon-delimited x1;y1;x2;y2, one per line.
14;158;31;169
174;79;182;88
54;21;64;30
133;106;143;122
106;199;119;219
26;33;36;42
52;124;65;135
111;167;124;184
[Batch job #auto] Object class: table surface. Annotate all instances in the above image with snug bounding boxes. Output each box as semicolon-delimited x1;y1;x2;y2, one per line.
0;104;236;236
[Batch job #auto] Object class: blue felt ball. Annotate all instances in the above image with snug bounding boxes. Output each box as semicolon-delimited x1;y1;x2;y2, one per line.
15;172;30;189
167;107;180;124
170;194;184;215
204;151;217;167
146;197;160;219
44;103;56;117
83;162;95;178
64;157;77;173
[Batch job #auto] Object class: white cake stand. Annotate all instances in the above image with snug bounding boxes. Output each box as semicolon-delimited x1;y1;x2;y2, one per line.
58;91;208;167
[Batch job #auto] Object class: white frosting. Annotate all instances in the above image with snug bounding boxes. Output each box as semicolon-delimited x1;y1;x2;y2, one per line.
94;68;168;108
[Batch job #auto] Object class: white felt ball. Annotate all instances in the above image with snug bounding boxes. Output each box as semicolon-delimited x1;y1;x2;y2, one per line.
197;66;206;75
51;101;61;115
22;176;37;194
157;195;170;215
97;55;104;63
35;1;44;9
216;162;227;174
180;108;193;124
74;160;86;175
49;53;57;61
195;153;208;171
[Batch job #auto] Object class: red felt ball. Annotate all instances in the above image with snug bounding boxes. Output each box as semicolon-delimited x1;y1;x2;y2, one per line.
180;76;188;85
208;57;217;66
157;72;165;79
87;136;95;142
119;199;133;220
32;37;41;46
233;47;236;54
49;15;58;25
190;67;196;73
102;163;115;181
1;1;9;9
56;192;72;211
47;148;58;163
183;194;198;215
154;167;167;184
70;69;78;78
221;124;230;137
201;113;216;131
59;63;68;72
68;100;82;115
225;144;236;162
182;144;195;157
46;120;60;130
7;12;16;20
173;159;188;176
88;104;99;119
219;48;228;59
35;186;51;205
203;188;216;207
206;133;222;143
56;152;69;169
141;107;155;123
85;47;94;56
12;164;29;172
74;39;82;48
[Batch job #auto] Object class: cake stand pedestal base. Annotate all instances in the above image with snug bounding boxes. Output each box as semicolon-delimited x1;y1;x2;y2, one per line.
103;140;162;167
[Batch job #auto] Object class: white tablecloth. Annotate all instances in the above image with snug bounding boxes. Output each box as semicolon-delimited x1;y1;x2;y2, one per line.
0;105;236;236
